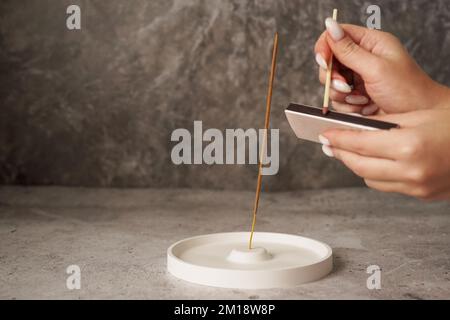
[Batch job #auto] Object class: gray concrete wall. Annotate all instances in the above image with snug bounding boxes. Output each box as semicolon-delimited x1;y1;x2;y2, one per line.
1;0;449;190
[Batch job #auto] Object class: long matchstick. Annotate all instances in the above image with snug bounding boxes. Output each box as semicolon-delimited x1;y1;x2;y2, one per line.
248;32;279;250
322;9;338;115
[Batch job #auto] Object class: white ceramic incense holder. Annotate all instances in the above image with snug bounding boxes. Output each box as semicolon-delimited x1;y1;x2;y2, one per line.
167;232;333;289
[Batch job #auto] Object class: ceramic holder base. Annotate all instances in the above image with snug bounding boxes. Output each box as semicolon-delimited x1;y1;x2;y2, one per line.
167;232;333;289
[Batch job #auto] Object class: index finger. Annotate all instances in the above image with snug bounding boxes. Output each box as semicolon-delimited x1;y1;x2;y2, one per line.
320;128;406;160
314;30;332;62
368;110;434;128
315;24;377;63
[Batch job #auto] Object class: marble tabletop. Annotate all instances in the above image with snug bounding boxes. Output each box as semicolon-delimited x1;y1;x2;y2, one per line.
0;186;449;299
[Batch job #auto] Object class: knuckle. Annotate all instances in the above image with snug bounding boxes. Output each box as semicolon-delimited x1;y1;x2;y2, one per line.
353;143;365;155
332;132;346;147
350;159;366;177
364;179;375;189
400;134;424;158
382;32;403;47
335;132;364;154
340;39;359;58
364;179;385;192
409;166;431;184
414;186;434;201
380;31;396;42
349;134;365;153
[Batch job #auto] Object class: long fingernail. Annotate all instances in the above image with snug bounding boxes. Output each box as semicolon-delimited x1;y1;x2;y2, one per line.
318;134;330;146
322;145;334;157
362;104;379;115
332;79;352;93
345;95;369;105
325;17;344;41
315;53;328;70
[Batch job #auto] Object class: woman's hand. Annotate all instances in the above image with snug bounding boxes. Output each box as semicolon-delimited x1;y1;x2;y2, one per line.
314;19;449;115
319;108;450;200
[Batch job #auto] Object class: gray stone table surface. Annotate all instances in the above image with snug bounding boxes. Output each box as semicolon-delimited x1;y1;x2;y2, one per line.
0;186;449;299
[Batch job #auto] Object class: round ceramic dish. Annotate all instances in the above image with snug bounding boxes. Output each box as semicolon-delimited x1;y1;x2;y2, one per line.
167;232;333;289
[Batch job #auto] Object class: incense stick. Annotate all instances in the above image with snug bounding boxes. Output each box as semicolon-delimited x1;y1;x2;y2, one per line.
248;32;279;250
322;9;338;115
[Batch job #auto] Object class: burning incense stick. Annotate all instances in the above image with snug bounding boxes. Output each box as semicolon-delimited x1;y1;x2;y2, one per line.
248;32;279;250
322;9;338;115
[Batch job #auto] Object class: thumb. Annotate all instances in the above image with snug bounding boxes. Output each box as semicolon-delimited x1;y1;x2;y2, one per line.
325;18;381;81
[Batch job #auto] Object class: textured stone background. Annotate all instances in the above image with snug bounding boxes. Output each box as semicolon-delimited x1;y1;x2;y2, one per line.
1;0;449;190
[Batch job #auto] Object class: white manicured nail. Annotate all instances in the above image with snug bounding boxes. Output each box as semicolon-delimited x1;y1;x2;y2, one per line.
318;134;330;146
345;95;369;105
322;145;334;157
315;53;328;69
332;79;352;93
325;18;344;41
362;104;379;115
